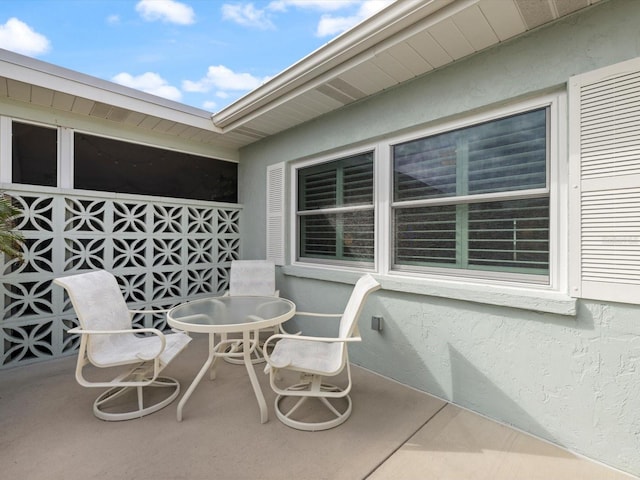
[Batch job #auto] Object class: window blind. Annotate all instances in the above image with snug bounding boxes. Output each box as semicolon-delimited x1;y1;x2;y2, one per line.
297;152;374;264
393;108;549;276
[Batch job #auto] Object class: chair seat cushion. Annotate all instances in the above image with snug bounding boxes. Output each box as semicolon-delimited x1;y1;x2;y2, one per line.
90;331;191;367
269;338;344;375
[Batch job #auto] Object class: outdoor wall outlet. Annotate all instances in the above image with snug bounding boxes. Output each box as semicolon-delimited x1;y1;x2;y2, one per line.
371;315;383;332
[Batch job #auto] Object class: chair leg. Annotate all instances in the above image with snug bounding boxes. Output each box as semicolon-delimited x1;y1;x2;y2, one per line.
273;381;353;431
92;376;180;421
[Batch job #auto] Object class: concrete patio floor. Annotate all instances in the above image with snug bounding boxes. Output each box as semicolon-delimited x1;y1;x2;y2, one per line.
0;335;634;480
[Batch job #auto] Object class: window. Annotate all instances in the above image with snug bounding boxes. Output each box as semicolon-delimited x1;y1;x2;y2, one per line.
296;152;374;265
392;108;549;281
12;121;57;187
74;132;238;202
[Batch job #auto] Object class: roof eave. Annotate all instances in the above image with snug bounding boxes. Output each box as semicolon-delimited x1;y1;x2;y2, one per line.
211;0;458;130
0;48;219;132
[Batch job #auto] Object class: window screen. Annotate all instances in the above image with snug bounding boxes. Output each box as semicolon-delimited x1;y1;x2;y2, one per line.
74;133;237;202
12;121;57;187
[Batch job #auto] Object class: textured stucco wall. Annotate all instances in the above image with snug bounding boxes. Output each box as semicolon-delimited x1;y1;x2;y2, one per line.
238;0;640;475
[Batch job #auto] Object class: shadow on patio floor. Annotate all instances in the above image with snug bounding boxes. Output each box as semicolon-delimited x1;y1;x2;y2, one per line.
0;336;632;480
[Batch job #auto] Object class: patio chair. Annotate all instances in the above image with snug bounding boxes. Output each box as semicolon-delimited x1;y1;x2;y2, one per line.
53;270;192;421
224;259;280;365
262;274;381;431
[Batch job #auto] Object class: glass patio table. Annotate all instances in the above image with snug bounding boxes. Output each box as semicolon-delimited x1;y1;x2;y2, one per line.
167;295;296;422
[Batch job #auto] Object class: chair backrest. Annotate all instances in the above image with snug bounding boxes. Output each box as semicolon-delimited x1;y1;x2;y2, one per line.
229;260;277;296
54;270;132;359
338;274;381;339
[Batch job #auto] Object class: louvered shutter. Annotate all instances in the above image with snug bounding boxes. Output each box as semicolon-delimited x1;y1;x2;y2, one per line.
266;163;285;266
569;57;640;303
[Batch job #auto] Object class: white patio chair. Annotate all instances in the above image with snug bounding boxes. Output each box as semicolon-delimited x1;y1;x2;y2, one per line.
224;259;280;365
262;274;381;431
54;270;192;421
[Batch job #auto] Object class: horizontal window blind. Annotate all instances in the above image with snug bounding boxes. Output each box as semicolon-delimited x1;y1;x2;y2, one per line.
300;170;336;210
394;198;549;273
299;214;336;257
393;107;549;278
394;205;457;265
394;108;547;202
468;111;547;194
297;152;374;264
468;198;549;273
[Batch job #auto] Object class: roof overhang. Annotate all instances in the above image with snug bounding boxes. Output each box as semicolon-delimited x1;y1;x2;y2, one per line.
0;0;602;151
211;0;602;141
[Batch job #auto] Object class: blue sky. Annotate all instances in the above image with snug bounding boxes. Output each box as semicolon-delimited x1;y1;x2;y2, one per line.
0;0;393;113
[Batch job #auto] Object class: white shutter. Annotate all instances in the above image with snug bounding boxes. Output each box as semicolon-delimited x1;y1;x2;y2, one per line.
266;162;285;266
569;57;640;303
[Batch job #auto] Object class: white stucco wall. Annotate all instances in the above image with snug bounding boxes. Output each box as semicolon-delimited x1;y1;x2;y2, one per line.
238;0;640;475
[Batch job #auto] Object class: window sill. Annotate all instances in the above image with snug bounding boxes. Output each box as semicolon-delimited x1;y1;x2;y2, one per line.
281;265;577;316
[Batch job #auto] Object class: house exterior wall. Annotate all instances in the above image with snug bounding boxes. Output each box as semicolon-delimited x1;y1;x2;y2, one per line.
238;0;640;476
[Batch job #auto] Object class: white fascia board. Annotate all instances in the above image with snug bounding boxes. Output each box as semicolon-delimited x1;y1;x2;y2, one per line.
211;0;460;129
0;49;220;133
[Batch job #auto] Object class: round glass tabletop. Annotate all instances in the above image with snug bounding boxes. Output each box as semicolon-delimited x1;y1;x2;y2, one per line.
167;296;296;334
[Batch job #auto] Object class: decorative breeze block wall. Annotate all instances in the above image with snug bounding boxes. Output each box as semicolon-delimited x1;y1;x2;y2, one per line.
1;188;241;368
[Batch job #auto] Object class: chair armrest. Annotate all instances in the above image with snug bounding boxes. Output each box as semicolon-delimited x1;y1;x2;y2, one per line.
267;333;361;343
128;308;169;314
294;312;342;318
67;327;167;361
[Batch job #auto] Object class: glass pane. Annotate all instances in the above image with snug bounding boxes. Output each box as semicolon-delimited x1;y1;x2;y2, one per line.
299;169;337;210
468;197;549;273
300;214;336;258
12;122;57;187
298;152;373;211
467;109;547;194
343;210;375;261
393;108;547;201
394;205;457;266
74;133;237;202
300;210;374;262
393;131;457;202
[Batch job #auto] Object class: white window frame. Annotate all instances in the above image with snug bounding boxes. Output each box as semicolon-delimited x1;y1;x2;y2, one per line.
290;145;379;271
381;93;567;292
0;117;67;186
289;93;568;294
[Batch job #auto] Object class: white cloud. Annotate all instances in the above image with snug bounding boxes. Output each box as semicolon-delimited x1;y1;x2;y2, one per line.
112;72;182;101
358;0;394;17
203;100;218;110
316;0;393;37
316;14;357;37
183;65;266;93
106;14;121;25
135;0;195;25
268;0;358;12
0;18;50;56
221;3;275;29
222;1;393;36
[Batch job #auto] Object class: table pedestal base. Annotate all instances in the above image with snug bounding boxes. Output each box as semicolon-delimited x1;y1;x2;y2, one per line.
176;330;267;423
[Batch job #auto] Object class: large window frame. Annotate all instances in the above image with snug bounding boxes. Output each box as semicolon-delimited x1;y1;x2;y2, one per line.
291;94;566;291
293;148;376;269
391;107;551;284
